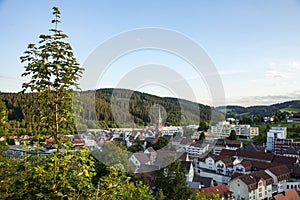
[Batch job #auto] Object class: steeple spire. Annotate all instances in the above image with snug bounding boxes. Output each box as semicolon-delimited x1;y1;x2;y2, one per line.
157;106;162;130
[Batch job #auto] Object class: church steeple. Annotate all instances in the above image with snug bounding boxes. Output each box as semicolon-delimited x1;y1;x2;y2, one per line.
157;106;162;130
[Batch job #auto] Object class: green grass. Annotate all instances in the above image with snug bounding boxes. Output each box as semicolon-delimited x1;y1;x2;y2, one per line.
280;108;300;113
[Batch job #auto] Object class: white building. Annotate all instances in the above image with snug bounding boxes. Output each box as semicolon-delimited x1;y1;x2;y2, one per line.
186;141;209;157
229;171;273;200
161;126;183;136
266;127;287;152
209;121;259;139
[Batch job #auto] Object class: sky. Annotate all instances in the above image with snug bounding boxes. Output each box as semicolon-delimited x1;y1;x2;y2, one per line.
1;0;300;107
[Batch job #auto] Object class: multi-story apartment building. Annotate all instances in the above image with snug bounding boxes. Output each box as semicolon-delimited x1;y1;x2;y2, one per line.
209;121;259;139
266;127;287;152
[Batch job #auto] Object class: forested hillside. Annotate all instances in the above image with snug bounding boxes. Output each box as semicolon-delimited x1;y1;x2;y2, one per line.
2;88;223;133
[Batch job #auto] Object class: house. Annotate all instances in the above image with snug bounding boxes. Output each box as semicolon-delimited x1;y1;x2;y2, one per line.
229;171;273;200
265;165;290;194
201;184;234;200
213;139;226;155
215;157;234;176
226;140;243;150
233;160;252;175
213;139;243;155
130;152;151;172
186;141;209;157
144;147;157;164
192;175;214;188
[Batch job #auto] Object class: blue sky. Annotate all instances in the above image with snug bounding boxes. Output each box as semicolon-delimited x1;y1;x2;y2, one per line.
1;0;300;106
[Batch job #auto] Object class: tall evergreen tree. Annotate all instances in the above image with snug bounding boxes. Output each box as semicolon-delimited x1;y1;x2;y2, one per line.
20;7;84;140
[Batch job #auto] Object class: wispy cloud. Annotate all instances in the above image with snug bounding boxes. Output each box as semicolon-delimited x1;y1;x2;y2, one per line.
264;70;287;78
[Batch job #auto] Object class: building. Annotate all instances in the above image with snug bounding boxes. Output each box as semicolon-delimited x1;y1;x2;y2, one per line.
274;138;300;156
265;165;290;194
229;171;273;200
186;141;209;157
209;121;259;139
201;184;234;199
266;127;287;152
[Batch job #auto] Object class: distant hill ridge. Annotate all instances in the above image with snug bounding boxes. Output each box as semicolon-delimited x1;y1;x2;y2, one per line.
216;100;300;117
2;89;300;129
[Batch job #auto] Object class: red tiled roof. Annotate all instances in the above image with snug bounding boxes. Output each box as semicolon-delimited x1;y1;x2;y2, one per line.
201;184;232;197
274;193;286;200
267;165;290;181
234;170;273;191
240;160;252;171
220;149;237;157
272;155;297;165
237;149;274;162
285;189;300;200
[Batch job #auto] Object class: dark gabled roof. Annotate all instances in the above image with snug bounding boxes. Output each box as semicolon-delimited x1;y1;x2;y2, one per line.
244;143;265;153
237;149;274;162
239;160;252;171
233;170;273;191
192;175;213;188
180;161;193;172
283;146;299;155
226;140;242;147
290;165;300;178
248;160;276;171
266;165;290;181
219;157;233;167
272;155;298;165
220;149;237;157
253;171;274;185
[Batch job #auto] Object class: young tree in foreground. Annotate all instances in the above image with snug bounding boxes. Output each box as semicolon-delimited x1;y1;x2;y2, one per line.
20;7;84;140
1;7;153;200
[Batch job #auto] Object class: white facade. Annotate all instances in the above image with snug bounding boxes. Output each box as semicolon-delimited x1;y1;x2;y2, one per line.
186;143;209;156
209;121;259;139
266;127;287;152
161;126;183;136
199;156;217;171
229;178;272;200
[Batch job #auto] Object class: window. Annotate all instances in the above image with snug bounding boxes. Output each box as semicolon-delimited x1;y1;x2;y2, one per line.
287;185;289;189
259;193;262;198
291;185;294;189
